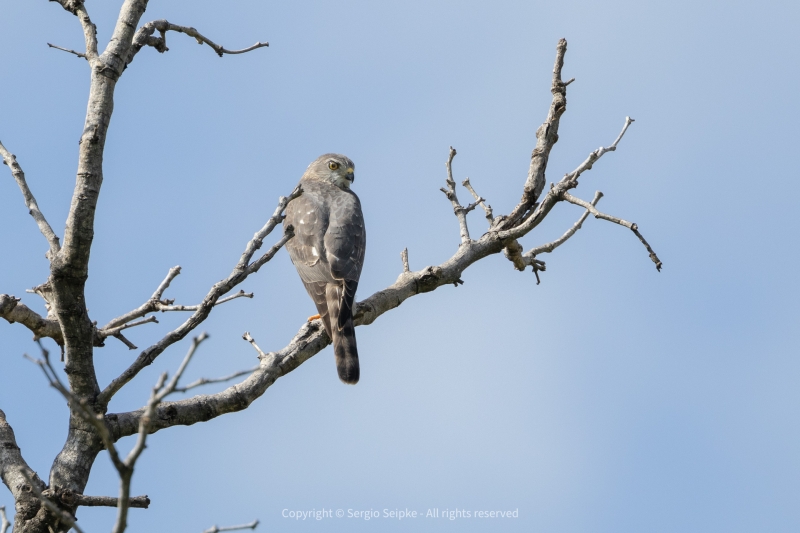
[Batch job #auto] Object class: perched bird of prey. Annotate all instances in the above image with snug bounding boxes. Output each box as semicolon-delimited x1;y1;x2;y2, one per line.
284;154;366;384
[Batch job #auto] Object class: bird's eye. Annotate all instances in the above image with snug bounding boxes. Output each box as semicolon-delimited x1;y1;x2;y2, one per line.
328;161;340;170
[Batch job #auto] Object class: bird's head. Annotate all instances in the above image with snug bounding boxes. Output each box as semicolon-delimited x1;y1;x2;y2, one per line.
304;153;355;189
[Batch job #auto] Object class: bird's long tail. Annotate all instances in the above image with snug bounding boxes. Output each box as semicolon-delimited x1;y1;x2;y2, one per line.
333;318;359;384
328;280;360;384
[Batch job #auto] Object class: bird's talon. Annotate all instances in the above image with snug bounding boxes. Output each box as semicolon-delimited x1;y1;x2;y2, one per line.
307;314;321;321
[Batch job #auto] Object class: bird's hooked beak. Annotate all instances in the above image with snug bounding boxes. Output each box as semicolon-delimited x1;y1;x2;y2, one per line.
345;167;355;182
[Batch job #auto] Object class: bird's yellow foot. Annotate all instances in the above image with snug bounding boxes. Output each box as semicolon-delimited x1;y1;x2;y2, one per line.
308;314;321;321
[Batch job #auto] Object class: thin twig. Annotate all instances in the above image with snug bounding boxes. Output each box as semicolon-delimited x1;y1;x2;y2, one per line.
559;116;635;187
242;332;269;359
100;266;182;332
158;290;253;312
203;520;259;533
152;265;182;301
462;177;493;224
175;366;258;393
527;191;603;256
103;315;158;337
440;147;472;243
0;506;9;533
47;42;87;59
562;192;662;270
401;248;410;273
51;0;99;62
238;186;302;270
113;332;138;350
0;141;61;258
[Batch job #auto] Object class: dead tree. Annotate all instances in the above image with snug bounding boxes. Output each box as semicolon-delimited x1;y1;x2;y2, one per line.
0;2;660;532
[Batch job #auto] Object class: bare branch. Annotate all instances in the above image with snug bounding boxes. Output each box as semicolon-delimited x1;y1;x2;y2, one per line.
562;192;662;271
175;366;258;394
440;147;473;243
103;316;158;338
129;19;268;67
0;294;64;345
528;191;603;256
0;506;9;533
242;332;270;359
48;0;155;400
214;290;254;306
152;265;182;301
0;410;45;523
245;231;295;275
99;316;159;351
203;520;259;533
462;177;494;224
0;142;61;258
401;248;410;273
64;493;150;509
100;266;182;332
47;42;87;59
497;116;637;243
113;332;138;350
558;116;634;187
157;290;254;313
239;186;302;270
99;189;300;407
498;38;570;230
51;0;98;63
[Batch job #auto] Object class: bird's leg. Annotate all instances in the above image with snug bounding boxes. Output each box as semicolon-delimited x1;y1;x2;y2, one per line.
307;314;321;321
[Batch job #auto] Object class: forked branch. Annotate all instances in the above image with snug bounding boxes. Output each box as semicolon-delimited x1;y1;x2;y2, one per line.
562;192;662;270
51;0;99;63
440;147;481;243
559;116;635;187
528;191;603;257
498;115;639;242
47;42;87;59
462;177;494;225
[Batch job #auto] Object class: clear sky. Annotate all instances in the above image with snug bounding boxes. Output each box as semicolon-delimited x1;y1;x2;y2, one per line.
1;1;799;532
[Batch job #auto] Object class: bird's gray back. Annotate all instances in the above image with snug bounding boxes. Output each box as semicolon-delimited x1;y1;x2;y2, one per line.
285;177;365;284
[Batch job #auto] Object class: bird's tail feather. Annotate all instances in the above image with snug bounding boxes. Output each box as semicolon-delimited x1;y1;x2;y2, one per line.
333;319;359;384
328;280;360;384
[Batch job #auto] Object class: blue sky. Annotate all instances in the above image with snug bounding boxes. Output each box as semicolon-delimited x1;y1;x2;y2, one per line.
1;1;799;532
